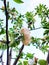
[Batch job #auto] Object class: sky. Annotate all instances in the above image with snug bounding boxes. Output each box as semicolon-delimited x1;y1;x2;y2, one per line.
0;0;49;65
6;0;49;14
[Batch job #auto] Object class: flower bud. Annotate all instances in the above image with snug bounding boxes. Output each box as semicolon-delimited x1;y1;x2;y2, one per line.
21;27;31;45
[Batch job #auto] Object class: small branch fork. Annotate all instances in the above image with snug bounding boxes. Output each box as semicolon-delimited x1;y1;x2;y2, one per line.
0;26;42;65
0;27;42;43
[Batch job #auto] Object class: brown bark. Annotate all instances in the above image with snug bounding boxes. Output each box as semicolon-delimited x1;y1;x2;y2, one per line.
47;51;49;65
13;44;24;65
8;48;12;65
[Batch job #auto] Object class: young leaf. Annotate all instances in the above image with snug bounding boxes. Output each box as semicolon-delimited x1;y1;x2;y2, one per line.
13;0;24;4
26;53;34;59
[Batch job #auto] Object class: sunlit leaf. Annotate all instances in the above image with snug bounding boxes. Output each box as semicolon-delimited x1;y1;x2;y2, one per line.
23;60;28;65
26;53;34;59
13;0;24;4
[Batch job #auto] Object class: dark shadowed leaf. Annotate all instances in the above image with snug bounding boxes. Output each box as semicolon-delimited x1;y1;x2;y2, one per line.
18;62;22;65
38;59;47;65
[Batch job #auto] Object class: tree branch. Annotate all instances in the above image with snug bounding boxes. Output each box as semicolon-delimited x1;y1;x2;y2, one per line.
47;50;49;64
9;48;12;59
3;0;10;65
8;48;12;65
13;44;24;65
0;50;4;65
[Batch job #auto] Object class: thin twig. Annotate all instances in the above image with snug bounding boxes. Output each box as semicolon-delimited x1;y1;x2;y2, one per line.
0;40;6;43
13;44;24;65
0;50;4;65
0;36;22;43
8;48;12;65
0;40;10;43
32;27;42;30
9;48;12;59
47;50;49;64
11;58;16;59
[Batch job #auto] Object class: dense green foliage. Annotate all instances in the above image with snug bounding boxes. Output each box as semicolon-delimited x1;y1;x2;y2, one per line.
0;0;49;65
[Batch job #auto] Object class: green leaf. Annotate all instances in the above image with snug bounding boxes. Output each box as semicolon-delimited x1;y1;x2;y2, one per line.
23;60;28;65
26;53;34;59
18;62;22;65
38;59;47;65
13;0;24;4
7;1;9;8
20;52;24;58
44;30;49;35
10;40;20;47
0;28;5;35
